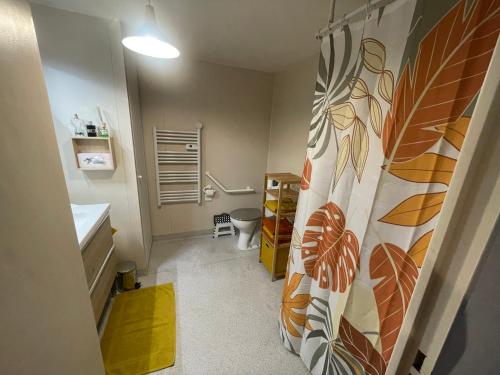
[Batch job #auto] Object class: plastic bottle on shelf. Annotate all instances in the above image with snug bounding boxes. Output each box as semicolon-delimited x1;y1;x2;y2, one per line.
71;113;86;136
97;105;110;138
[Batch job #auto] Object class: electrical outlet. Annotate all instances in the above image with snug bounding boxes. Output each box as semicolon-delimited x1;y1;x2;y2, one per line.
410;349;427;374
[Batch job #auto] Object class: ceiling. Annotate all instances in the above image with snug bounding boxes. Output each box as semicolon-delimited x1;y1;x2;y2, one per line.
30;0;364;73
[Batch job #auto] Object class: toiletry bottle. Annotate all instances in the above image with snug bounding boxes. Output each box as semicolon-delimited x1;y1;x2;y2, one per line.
86;121;97;137
99;122;109;138
97;106;110;138
71;114;86;136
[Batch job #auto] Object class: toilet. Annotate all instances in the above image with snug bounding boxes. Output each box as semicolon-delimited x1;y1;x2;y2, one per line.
230;208;261;250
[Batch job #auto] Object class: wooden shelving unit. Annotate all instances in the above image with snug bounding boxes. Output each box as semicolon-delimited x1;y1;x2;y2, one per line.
259;172;301;281
71;136;115;171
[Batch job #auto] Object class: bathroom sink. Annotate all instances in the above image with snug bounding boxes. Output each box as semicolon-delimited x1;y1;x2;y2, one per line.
70;203;110;250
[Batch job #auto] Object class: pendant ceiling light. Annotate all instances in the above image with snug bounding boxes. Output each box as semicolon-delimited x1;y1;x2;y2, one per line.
122;1;180;59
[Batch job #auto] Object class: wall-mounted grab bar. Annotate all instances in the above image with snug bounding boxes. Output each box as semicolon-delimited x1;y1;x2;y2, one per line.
205;171;255;194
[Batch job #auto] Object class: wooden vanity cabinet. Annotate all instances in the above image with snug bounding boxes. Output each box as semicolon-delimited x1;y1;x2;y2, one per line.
81;216;116;323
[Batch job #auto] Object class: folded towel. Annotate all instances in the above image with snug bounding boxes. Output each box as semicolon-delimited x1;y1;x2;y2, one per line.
265;199;296;213
263;217;293;236
263;227;291;244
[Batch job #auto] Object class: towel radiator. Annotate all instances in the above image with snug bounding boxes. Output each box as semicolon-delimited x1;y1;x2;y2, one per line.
154;124;202;206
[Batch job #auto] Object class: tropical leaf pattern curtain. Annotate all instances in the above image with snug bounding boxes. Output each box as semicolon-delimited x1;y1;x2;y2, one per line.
279;0;500;373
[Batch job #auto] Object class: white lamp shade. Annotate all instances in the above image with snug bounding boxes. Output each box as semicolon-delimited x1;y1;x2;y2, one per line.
122;4;180;59
122;36;179;59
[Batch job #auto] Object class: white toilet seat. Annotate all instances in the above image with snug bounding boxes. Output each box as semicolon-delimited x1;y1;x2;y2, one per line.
230;208;261;250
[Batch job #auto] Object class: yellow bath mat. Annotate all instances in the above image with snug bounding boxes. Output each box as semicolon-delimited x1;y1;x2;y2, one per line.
101;283;176;374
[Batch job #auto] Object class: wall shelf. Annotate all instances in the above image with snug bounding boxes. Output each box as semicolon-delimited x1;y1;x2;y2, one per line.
71;136;116;171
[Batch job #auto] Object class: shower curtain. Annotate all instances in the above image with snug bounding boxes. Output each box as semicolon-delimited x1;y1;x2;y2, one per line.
279;0;500;373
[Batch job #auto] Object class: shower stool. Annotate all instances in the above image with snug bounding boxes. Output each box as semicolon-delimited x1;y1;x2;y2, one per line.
213;213;235;238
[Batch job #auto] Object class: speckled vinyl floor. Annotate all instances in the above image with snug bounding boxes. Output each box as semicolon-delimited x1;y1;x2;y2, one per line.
140;234;310;375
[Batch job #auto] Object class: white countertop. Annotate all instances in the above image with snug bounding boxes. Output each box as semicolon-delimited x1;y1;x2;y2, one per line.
71;203;110;250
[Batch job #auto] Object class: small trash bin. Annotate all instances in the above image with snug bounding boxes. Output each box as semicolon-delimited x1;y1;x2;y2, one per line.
116;261;137;292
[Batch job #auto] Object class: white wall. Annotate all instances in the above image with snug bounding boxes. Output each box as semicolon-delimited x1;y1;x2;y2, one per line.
0;1;104;373
31;5;149;270
138;57;274;237
266;54;318;175
433;221;500;374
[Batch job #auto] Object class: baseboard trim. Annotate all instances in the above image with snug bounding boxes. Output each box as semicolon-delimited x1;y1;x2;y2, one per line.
153;229;212;242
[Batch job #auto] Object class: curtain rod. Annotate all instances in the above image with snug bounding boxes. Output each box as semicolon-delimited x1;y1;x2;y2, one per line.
316;0;398;39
